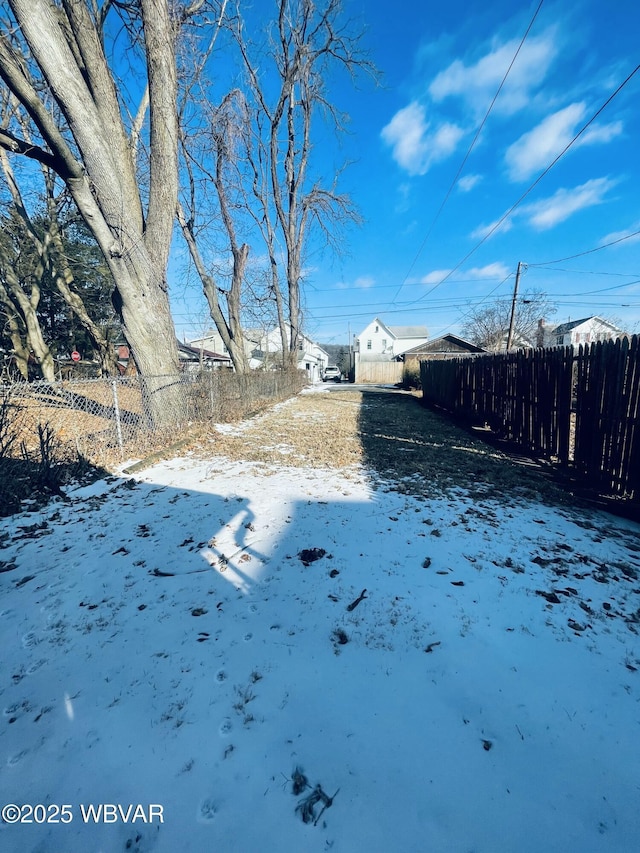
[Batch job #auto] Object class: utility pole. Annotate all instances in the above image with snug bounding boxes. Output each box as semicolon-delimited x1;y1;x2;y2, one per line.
506;261;523;350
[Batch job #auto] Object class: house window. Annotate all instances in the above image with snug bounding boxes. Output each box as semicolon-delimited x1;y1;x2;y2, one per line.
375;325;379;333
556;335;563;346
367;339;372;350
381;338;387;350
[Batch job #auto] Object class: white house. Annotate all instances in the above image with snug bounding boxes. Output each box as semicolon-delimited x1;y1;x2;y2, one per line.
351;317;429;383
355;317;429;360
248;327;329;380
190;327;329;380
537;316;625;348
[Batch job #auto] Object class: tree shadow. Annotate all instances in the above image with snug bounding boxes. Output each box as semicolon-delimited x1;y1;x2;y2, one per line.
355;386;579;510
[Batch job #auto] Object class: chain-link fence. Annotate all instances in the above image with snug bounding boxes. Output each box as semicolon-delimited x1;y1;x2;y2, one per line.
1;369;307;468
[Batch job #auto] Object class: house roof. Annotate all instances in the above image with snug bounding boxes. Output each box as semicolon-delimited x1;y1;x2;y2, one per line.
387;325;429;338
401;335;486;355
357;318;428;339
551;316;620;336
178;341;231;362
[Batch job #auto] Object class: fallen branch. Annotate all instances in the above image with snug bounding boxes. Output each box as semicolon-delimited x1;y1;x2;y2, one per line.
346;588;368;611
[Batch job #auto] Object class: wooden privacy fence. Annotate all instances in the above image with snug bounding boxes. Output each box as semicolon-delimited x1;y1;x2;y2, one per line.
354;360;404;384
420;335;640;501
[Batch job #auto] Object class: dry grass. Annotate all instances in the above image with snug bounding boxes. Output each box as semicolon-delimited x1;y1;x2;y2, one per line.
189;388;575;510
193;390;365;469
0;384;579;516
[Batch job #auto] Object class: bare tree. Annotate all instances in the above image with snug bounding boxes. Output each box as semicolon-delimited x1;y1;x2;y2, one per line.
232;0;372;365
460;290;557;352
0;289;31;379
0;134;118;377
0;222;56;380
177;88;252;373
0;0;184;412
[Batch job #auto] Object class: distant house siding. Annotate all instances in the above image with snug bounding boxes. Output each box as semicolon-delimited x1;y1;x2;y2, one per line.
540;316;625;348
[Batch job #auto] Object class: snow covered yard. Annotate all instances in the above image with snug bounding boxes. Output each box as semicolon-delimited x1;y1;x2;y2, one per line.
1;386;639;853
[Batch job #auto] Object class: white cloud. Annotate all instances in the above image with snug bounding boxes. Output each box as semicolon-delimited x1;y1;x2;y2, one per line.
429;32;558;115
354;275;375;289
335;275;376;291
465;263;510;280
581;120;624;146
505;103;585;181
505;104;624;181
458;174;482;192
380;103;428;175
381;101;463;176
420;269;452;284
419;263;509;284
600;223;640;246
471;178;617;238
522;177;617;230
471;216;514;241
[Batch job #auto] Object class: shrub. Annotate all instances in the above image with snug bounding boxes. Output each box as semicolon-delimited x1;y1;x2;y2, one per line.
401;361;422;391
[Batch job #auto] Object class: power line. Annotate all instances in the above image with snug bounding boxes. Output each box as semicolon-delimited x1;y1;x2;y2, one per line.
557;278;640;296
529;226;640;266
303;272;640;328
389;0;546;305
528;228;640;266
530;266;639;277
409;59;640;307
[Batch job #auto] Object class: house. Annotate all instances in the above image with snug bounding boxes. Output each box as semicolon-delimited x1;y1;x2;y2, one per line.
355;317;429;361
190;327;329;380
178;341;232;371
247;327;329;380
398;334;487;362
296;336;331;382
114;340;232;374
537;316;626;348
352;317;429;383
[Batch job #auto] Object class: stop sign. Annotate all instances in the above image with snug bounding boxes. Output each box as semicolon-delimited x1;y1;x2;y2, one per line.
71;350;81;362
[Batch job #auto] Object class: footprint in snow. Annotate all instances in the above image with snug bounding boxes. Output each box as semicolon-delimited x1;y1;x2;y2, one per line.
197;796;218;823
26;659;47;675
7;749;29;767
4;700;32;718
122;826;160;852
215;669;227;683
21;632;39;649
219;718;233;736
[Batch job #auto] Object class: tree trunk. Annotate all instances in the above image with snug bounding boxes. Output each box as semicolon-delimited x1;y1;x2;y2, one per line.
0;272;55;381
0;284;29;379
2;0;182;423
176;203;250;373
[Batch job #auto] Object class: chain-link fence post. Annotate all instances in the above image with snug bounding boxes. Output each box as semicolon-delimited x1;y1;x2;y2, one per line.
111;379;124;455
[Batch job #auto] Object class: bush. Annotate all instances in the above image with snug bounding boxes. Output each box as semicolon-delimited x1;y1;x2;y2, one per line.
401;362;422;391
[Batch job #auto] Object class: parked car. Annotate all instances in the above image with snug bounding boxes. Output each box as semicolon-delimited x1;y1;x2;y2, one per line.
323;365;342;382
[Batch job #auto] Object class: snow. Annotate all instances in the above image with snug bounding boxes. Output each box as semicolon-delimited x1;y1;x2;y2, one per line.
1;412;640;852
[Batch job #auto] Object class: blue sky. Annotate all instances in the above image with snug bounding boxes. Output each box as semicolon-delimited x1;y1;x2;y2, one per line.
172;0;640;346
